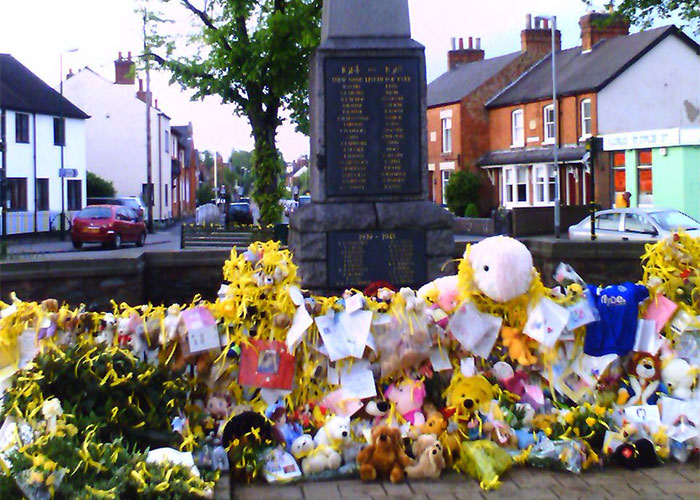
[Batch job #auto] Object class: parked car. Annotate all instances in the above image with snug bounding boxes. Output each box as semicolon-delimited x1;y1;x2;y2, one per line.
71;205;147;249
225;202;254;226
568;207;700;241
298;195;311;206
87;196;147;221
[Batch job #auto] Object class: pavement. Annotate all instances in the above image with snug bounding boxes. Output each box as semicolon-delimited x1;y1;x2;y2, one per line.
218;461;700;500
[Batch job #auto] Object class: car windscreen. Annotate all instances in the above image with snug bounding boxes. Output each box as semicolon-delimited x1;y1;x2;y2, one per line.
649;211;699;231
230;204;249;210
78;207;112;219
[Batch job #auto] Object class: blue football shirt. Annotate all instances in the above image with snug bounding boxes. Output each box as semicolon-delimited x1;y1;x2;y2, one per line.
584;282;649;356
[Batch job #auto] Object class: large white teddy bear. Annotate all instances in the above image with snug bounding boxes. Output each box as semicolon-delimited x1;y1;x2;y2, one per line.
290;434;337;475
467;236;534;303
310;415;352;470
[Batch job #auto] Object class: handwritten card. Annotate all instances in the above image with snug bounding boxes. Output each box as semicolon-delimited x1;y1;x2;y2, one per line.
566;291;598;330
460;357;476;377
644;295;678;334
429;347;452;371
339;360;376;399
624;404;661;426
317;310;372;361
286;305;313;354
449;302;501;353
344;293;365;314
633;319;662;354
469;315;502;358
524;297;570;348
322;388;364;417
181;307;220;354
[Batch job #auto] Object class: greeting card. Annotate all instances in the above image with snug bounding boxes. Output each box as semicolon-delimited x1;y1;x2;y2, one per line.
238;339;295;390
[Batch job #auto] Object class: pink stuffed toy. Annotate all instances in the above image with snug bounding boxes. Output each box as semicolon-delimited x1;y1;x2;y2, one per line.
385;379;426;426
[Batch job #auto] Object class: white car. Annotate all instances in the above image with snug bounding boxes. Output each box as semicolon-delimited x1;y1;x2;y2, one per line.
568;208;700;241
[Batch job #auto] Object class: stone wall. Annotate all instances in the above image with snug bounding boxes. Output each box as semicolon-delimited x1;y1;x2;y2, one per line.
0;240;648;309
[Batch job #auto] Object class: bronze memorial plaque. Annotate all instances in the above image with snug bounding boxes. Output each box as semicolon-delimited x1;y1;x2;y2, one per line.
325;57;421;196
327;230;426;289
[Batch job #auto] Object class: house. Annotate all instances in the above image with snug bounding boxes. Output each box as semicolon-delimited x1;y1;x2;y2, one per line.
62;53;173;221
481;13;700;224
426;15;560;212
171;123;198;217
0;54;88;235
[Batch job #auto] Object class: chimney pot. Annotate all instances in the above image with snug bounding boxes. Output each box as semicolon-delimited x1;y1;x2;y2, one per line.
118;51;122;60
155;99;158;109
543;18;549;29
139;78;143;92
476;37;481;50
128;51;132;60
451;37;456;50
468;36;473;49
526;13;532;29
459;37;464;50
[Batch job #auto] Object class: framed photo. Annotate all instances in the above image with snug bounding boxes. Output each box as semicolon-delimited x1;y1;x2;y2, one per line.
238;339;295;390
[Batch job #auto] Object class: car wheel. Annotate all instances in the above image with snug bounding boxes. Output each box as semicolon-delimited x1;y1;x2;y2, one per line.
113;234;122;249
136;232;146;247
72;239;82;250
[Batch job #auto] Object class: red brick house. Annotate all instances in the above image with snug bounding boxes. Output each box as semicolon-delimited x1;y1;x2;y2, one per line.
479;13;685;217
426;15;560;214
171;123;198;217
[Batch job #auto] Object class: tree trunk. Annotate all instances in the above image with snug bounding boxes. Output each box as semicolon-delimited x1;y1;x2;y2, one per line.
250;112;283;227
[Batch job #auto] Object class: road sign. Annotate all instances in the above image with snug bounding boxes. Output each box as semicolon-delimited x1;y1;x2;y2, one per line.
59;168;78;178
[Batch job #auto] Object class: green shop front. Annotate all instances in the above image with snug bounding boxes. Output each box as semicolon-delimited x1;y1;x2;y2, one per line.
602;127;700;220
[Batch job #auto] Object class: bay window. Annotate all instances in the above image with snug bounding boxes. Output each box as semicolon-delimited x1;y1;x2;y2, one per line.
503;166;528;206
533;164;556;205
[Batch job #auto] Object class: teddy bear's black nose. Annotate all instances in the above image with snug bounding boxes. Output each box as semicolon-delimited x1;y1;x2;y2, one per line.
342;431;348;437
432;449;437;455
377;401;389;412
463;399;474;409
380;434;387;441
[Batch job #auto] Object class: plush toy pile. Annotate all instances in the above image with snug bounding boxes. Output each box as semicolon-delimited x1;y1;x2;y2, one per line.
0;234;698;497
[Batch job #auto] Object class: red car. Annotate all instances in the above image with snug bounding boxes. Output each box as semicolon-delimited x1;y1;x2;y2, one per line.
71;205;147;249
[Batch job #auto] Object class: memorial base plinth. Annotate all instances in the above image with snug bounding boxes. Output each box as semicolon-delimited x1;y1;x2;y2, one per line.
289;201;454;294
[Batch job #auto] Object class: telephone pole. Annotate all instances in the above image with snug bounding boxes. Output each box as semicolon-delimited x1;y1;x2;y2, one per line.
143;10;154;234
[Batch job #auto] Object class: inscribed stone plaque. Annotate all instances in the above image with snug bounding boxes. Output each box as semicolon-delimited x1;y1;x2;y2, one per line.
325;57;421;196
327;229;426;289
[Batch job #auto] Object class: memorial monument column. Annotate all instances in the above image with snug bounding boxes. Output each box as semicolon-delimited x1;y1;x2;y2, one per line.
289;0;454;294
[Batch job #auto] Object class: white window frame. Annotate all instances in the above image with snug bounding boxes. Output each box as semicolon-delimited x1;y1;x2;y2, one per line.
580;98;592;139
533;164;556;206
511;109;524;147
543;105;555;144
441;169;451;205
502;165;530;207
441;118;452;153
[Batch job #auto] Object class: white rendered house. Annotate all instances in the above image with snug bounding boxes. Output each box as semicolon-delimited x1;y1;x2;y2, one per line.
0;54;88;235
62;53;172;221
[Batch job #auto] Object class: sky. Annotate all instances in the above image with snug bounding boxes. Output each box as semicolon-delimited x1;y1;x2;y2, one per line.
0;0;692;162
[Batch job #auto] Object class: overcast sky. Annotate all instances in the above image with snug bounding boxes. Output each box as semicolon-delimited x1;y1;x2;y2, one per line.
0;0;691;162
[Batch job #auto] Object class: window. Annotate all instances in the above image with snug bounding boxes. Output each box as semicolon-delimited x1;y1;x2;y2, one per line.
503;166;528;206
625;214;656;234
612;151;626;205
36;178;49;211
441;118;452;153
581;99;592;138
511;109;524;147
7;178;27;211
142;183;153;207
596;213;621;231
67;180;81;210
164;184;168;206
15;113;29;143
638;149;653;206
164;131;169;153
533;165;556;205
53;117;65;146
543;105;555;143
441;169;451;205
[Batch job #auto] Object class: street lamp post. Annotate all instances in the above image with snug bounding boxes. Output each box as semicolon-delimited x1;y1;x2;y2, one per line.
536;15;560;238
59;48;78;241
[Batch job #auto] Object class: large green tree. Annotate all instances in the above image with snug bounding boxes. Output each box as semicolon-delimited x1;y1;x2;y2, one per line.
153;0;322;224
588;0;699;32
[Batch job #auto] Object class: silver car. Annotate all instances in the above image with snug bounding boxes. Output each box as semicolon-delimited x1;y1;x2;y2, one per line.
568;208;700;241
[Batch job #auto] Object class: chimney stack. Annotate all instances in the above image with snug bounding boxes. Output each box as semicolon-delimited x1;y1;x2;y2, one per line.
447;35;485;70
114;51;135;85
521;13;561;55
579;12;630;51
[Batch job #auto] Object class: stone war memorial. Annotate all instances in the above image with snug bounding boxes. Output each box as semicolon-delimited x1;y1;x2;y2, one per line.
0;0;698;498
289;0;454;293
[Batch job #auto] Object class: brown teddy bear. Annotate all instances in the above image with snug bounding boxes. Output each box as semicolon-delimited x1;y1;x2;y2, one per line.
405;439;446;480
357;425;411;483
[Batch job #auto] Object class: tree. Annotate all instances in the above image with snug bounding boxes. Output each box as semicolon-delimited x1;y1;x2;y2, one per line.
152;0;322;224
86;171;116;198
293;169;309;194
445;170;481;218
586;0;699;33
229;150;255;195
196;182;214;205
